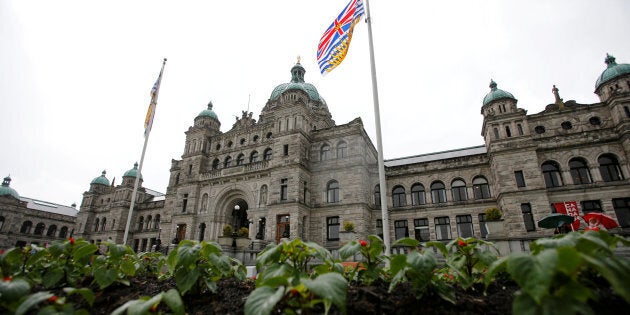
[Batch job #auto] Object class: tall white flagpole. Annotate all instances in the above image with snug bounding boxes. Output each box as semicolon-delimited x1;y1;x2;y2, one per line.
364;0;391;257
123;58;167;246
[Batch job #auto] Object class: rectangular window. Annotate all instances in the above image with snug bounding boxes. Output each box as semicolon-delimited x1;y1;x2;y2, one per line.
133;239;139;252
493;127;499;139
624;106;630;118
414;218;430;241
434;217;452;240
581;200;602;214
376;219;383;239
612;198;630;228
517;124;524;135
505;125;512;137
394;220;409;240
182;194;188;213
478;214;488;239
283;144;289;156
515;171;526;187
141;239;148;252
521;203;536;232
327;216;340;241
456;215;474;238
280;179;288;201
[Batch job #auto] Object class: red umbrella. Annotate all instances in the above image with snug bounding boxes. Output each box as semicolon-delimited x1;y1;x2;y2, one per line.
582;212;619;229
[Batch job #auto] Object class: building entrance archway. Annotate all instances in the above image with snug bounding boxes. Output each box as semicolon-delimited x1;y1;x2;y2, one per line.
230;199;249;233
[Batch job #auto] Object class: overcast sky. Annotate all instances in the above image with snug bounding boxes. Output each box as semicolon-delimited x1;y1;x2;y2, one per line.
1;0;629;207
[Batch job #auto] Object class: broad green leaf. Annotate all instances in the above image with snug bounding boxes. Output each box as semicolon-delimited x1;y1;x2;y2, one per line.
305;241;334;262
93;267;117;289
425;241;448;257
128;293;162;315
111;299;146;315
244;286;285;315
506;251;554;304
199;241;222;257
302;273;347;313
367;235;384;258
162;288;185;315
407;250;437;274
72;242;98;261
175;267;200;295
256;243;281;269
581;253;630;303
42;268;64;288
512;292;539;315
555;247;582;275
166;248;178;274
121;259;137;276
389;253;408;276
0;278;31;301
392;237;420;248
108;243;131;260
338;241;361;260
176;242;200;268
207;253;231;275
15;291;54;315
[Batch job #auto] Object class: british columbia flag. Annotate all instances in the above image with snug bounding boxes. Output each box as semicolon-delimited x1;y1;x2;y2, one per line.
317;0;365;75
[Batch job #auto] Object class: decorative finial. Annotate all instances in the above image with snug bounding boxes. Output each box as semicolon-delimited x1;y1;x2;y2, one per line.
134;162;139;169
552;85;565;110
297;56;301;64
489;79;497;90
2;175;10;186
101;170;107;176
605;53;616;67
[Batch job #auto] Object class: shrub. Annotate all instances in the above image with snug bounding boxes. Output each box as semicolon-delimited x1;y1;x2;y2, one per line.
238;227;249;238
222;224;234;237
343;221;355;232
484;208;502;221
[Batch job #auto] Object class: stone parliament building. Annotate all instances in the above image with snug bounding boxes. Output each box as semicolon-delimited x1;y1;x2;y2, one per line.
1;54;630;254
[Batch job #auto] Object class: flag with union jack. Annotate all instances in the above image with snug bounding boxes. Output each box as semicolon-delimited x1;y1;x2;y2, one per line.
317;0;365;75
144;59;166;137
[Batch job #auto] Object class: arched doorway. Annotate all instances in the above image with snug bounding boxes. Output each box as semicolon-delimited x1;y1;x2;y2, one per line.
229;199;249;233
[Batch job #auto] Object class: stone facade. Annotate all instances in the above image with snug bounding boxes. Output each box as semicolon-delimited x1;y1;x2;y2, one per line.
4;55;630;253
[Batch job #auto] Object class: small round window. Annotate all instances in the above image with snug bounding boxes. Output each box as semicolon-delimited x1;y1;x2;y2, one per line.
561;121;572;130
227;141;233;148
589;116;601;126
534;126;546;134
266;132;273;139
253;135;259;142
240;138;246;145
215;144;221;150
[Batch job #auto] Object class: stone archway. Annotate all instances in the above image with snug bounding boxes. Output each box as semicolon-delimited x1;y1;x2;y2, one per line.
229;199;249;233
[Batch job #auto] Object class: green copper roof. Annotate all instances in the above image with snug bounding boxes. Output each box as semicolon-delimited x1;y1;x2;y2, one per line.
198;101;219;119
595;54;630;90
90;170;110;186
269;62;322;101
123;162;143;179
482;80;516;106
0;176;19;199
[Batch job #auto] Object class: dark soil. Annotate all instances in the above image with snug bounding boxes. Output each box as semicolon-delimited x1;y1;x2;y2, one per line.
72;276;628;315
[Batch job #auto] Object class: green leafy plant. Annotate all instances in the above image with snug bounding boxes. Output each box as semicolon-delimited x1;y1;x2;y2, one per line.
238;227;250;237
388;238;456;304
485;231;630;314
111;288;184;315
223;224;234;237
427;237;498;289
247;238;347;315
338;235;388;285
342;221;355;232
484;207;503;221
166;240;246;295
91;241;141;289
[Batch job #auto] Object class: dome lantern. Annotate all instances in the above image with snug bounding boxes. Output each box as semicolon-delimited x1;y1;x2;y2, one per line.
0;175;20;199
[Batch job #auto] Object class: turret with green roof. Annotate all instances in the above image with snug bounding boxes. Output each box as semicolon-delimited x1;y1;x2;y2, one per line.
0;175;19;199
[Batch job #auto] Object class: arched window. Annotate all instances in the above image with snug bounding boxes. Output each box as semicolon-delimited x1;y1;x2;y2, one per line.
236;154;245;166
569;157;592;184
374;184;381;206
411;183;426;205
200;194;208;213
46;225;57;237
20;221;33;234
224;156;232;168
137;216;144;231
263;148;273;161
0;216;4;232
154;214;161;229
198;223;206;241
101;217;107;232
175;173;180;184
336;142;347;158
59;226;68;238
598;154;624;182
431;181;447;204
320;144;331;161
392;185;406;208
327;180;340;203
542;161;563;188
94;218;100;232
472;176;491;199
250;151;259;163
212;159;220;170
451;179;467;202
146;216;152;230
34;223;45;235
259;185;268;206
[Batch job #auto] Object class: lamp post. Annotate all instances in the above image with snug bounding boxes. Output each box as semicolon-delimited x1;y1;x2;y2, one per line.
232;204;240;249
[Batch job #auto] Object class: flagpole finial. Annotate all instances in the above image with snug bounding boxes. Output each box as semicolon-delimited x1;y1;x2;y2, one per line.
163;58;167;63
297;56;301;64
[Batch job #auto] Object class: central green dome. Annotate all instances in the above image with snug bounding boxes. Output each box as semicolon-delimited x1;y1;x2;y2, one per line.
123;162;143;180
90;170;110;186
198;101;218;119
269;62;322;102
0;176;19;199
595;54;630;90
482;80;516;106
